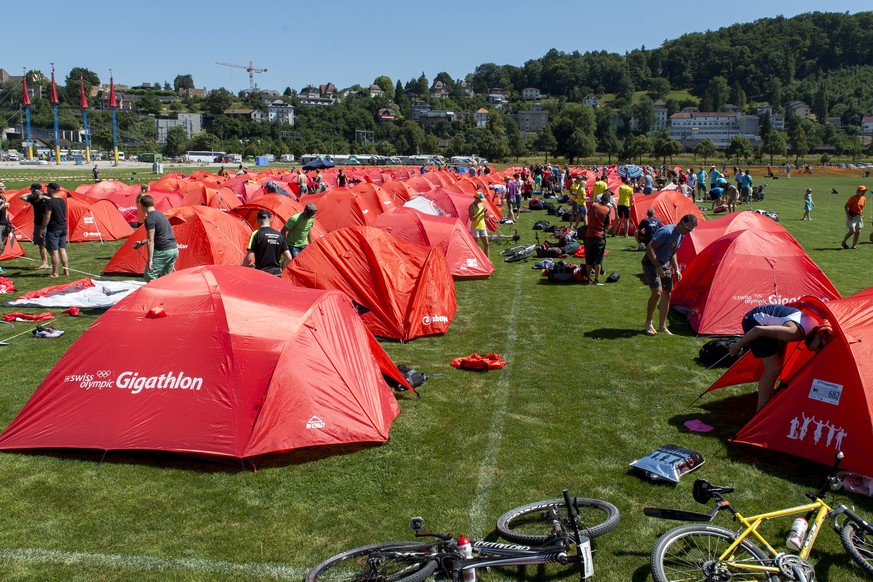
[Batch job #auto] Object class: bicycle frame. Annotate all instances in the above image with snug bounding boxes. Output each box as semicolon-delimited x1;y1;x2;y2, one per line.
716;498;832;575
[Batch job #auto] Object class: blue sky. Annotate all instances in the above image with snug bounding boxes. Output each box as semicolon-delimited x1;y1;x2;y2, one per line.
12;1;868;93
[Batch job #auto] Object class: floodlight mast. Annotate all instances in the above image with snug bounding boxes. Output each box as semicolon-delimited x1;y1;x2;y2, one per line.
216;60;268;92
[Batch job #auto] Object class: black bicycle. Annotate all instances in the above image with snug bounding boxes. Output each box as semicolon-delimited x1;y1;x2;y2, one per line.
306;489;620;581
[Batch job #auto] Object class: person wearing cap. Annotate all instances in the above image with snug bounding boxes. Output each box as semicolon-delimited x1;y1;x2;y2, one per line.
19;183;50;269
739;169;753;204
40;183;69;278
242;210;292;276
729;305;832;411
282;203;317;258
137;194;178;281
802;188;814;221
570;174;588;231
841;186;867;249
468;192;489;257
611;177;634;237
634;207;662;252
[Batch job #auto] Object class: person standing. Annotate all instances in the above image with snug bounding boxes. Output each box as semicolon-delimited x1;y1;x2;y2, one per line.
570;174;588;231
92;164;100;182
138;194;178;281
695;167;708;199
337;167;348;188
0;183;11;273
468;192;489;258
709;165;723;192
612;177;634;237
282;203;318;258
20;183;50;269
642;214;698;335
296;169;309;196
802;188;814;221
39;183;69;278
506;175;521;222
841;185;867;249
739;169;753;205
585;191;612;285
242;210;292;275
729;305;832;411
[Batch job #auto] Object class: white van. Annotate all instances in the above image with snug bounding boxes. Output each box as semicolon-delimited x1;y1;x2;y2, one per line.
117;151;126;161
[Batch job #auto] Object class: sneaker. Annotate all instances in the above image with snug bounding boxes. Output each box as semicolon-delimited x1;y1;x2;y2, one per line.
0;267;5;274
842;242;849;249
593;281;604;286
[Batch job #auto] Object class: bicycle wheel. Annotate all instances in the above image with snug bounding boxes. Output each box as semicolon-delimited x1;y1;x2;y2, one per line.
499;245;524;257
305;541;439;582
496;497;620;545
651;524;778;582
504;248;534;263
841;521;873;577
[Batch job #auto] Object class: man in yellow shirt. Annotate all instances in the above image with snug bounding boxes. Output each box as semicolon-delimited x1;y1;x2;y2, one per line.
592;173;608;202
468;192;489;257
613;177;634;237
570;174;588;231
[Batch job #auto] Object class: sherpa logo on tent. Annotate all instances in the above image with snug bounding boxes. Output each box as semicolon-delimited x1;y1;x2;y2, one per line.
421;314;448;325
306;416;326;429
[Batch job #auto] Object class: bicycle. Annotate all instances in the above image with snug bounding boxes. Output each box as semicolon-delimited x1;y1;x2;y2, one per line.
488;229;520;244
499;233;540;263
645;452;873;581
305;489;620;581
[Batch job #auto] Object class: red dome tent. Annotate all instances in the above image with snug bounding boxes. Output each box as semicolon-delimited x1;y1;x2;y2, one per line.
10;197;133;243
671;229;841;335
424;187;500;230
0;266;408;461
628;189;705;234
76;182;184;224
370;207;494;279
304;189;381;233
103;205;252;275
283;226;456;341
676;211;791;271
231;194;326;241
706;291;873;478
351;182;403;215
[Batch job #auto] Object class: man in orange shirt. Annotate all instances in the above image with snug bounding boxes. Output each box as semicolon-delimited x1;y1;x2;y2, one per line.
584;191;612;285
841;185;867;249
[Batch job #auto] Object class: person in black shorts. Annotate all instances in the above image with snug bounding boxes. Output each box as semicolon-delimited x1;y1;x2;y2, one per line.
729;304;832;411
40;183;68;278
241;209;292;276
19;183;50;269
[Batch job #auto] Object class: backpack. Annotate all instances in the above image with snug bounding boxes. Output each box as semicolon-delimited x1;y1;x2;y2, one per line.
698;338;743;368
528;198;543;210
545;260;580;283
396;364;428;389
543;202;557;214
532;219;550;231
606;271;620;283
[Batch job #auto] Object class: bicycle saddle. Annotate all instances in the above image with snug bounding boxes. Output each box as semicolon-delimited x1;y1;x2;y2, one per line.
693;479;734;504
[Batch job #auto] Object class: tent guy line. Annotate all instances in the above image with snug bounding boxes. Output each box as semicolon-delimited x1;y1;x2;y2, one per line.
0;546;303;579
14;254;102;279
468;263;524;536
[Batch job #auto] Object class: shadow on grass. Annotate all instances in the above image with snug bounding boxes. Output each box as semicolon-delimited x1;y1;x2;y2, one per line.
1;440;392;473
584;327;650;339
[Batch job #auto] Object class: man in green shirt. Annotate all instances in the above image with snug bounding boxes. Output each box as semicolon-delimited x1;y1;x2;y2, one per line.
282;203;317;258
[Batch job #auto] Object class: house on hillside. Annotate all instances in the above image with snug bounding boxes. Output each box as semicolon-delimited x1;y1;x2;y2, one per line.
786;100;811;119
487;87;507;108
266;100;295;125
299;86;334;107
474;108;489;128
430;80;449;98
224;108;266;122
861;116;873;135
378;108;396;125
583;94;600;108
457;80;475;96
653;100;668;131
178;87;206;98
522;88;544;99
369;84;384;98
155;113;203;144
515;103;549;132
410;100;431;120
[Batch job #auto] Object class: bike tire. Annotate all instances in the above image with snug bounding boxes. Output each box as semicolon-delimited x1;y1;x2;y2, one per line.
650;524;778;582
496;497;620;545
841;521;873;577
305;541;439;582
504;249;534;263
499;245;524;257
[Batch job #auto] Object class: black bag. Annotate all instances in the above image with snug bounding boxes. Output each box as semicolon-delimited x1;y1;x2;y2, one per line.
532;219;550;231
396;364;428;389
698;338;743;368
606;271;620;283
528;198;544;210
543;202;557;214
546;260;579;283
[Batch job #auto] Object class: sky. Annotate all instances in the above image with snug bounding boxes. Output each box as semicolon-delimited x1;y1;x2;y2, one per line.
10;1;869;94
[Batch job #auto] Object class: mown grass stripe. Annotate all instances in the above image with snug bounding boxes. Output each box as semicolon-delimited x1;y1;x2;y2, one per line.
0;547;304;579
468;259;524;536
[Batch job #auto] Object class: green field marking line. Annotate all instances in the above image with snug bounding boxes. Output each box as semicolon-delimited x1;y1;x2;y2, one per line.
468;262;523;536
0;547;305;579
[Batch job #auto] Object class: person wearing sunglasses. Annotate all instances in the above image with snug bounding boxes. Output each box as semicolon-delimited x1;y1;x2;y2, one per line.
642;214;698;335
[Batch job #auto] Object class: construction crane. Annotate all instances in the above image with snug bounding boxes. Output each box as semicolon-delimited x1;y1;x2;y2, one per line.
216;60;268;92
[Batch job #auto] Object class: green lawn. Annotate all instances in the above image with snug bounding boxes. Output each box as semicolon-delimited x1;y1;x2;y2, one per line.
0;166;871;580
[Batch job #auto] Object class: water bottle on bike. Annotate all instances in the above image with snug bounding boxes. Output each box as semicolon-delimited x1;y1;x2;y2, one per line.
457;534;476;581
786;517;808;551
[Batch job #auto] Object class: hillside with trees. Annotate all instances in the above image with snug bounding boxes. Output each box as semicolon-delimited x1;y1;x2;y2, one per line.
1;11;871;163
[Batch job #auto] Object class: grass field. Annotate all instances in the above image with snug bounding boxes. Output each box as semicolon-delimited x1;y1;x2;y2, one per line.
0;165;871;581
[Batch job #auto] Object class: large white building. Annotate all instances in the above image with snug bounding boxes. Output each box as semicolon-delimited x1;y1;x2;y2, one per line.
155;113;202;144
668;111;759;148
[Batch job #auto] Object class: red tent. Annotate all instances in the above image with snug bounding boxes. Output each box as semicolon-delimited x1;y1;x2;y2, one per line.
231;194;326;241
370;207;493;279
0;235;25;261
707;292;873;478
76;182;184;224
671;229;841;335
351;182;404;215
0;265;408;460
10;197;133;243
304;189;381;233
103;205;252;275
423;187;499;230
628;189;705;234
676;211;791;271
283;225;457;341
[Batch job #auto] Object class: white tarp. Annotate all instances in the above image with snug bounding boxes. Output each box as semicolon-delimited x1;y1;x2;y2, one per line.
5;279;145;309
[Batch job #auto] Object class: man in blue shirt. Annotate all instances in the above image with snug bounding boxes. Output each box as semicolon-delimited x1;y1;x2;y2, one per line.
642;214;698;335
635;208;663;251
739;170;753;203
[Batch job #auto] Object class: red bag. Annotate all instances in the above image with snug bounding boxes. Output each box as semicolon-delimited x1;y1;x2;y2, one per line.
451;353;507;371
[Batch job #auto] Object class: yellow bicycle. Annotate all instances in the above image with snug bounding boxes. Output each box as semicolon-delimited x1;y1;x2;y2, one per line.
645;453;873;581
